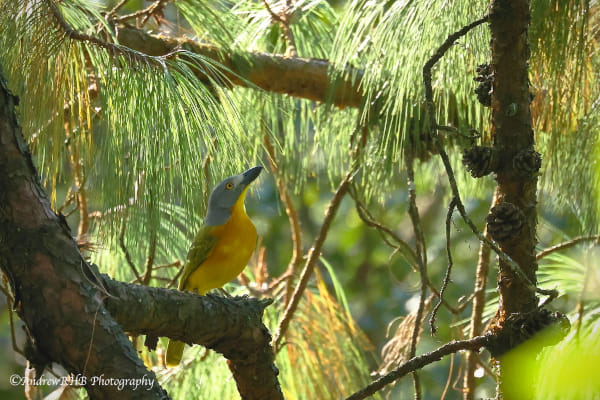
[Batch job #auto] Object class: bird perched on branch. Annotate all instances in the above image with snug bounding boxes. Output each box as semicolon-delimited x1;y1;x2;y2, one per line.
165;166;262;367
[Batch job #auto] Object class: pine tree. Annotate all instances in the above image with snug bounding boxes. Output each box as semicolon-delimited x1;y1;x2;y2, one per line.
1;1;598;399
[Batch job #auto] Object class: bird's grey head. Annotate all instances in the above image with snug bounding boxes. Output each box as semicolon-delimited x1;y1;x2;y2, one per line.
204;166;262;226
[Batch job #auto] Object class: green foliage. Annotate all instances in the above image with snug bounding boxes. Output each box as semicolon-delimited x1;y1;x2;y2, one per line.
530;0;600;230
331;0;491;198
1;0;600;398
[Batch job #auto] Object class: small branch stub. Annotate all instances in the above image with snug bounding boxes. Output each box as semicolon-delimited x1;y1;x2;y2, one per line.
462;146;498;177
513;148;541;176
473;63;492;107
486;202;525;243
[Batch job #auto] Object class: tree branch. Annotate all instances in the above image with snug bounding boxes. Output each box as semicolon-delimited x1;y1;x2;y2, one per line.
114;24;363;108
0;65;282;400
0;65;168;400
102;280;283;400
421;14;553;298
272;123;368;350
535;235;600;260
345;335;491;400
272;164;355;350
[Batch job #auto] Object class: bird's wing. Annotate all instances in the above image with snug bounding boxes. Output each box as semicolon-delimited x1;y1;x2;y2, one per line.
178;225;219;291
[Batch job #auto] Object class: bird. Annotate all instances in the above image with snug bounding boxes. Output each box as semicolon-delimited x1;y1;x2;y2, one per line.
165;166;262;367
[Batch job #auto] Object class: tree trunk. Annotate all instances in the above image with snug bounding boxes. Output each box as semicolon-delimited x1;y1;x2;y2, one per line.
488;0;538;398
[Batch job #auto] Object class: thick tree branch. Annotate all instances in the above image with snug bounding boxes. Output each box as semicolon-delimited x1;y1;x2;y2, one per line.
0;68;282;400
102;280;283;400
0;67;168;400
114;25;363;108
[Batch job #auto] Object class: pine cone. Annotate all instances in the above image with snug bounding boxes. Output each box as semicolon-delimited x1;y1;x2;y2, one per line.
474;63;493;107
462;146;497;177
513;148;541;175
486;202;524;242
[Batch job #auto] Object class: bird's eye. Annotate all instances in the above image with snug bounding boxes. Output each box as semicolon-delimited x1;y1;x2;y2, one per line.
225;182;234;189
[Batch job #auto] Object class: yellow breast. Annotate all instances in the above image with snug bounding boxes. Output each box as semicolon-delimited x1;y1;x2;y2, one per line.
183;194;257;295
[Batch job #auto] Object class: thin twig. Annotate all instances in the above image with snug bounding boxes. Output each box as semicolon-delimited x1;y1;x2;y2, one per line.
463;195;495;400
272;165;356;351
440;351;455;400
535;235;600;260
264;134;303;302
153;260;181;271
422;14;551;298
140;0;170;26
104;0;130;21
273;122;368;350
113;0;170;26
262;0;298;57
405;150;429;400
349;185;419;268
349;185;464;315
345;335;490;400
119;217;143;283
47;0;157;63
430;197;458;334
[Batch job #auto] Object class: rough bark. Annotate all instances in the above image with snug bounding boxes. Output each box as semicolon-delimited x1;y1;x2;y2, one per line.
488;0;538;318
103;281;282;400
115;25;363;108
0;69;282;400
487;1;540;398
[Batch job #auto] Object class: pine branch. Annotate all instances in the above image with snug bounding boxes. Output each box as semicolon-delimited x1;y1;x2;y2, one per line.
0;66;282;400
536;235;600;260
273;163;355;351
115;24;363;108
272;124;367;351
421;14;554;298
103;281;283;400
0;65;168;400
345;336;490;400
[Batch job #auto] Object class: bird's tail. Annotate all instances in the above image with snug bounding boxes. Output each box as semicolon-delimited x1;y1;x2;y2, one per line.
165;339;185;367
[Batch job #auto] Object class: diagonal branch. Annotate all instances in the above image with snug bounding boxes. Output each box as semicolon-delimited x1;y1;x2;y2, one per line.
345;335;491;400
272;164;355;350
536;235;600;260
272;124;367;350
0;67;282;400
